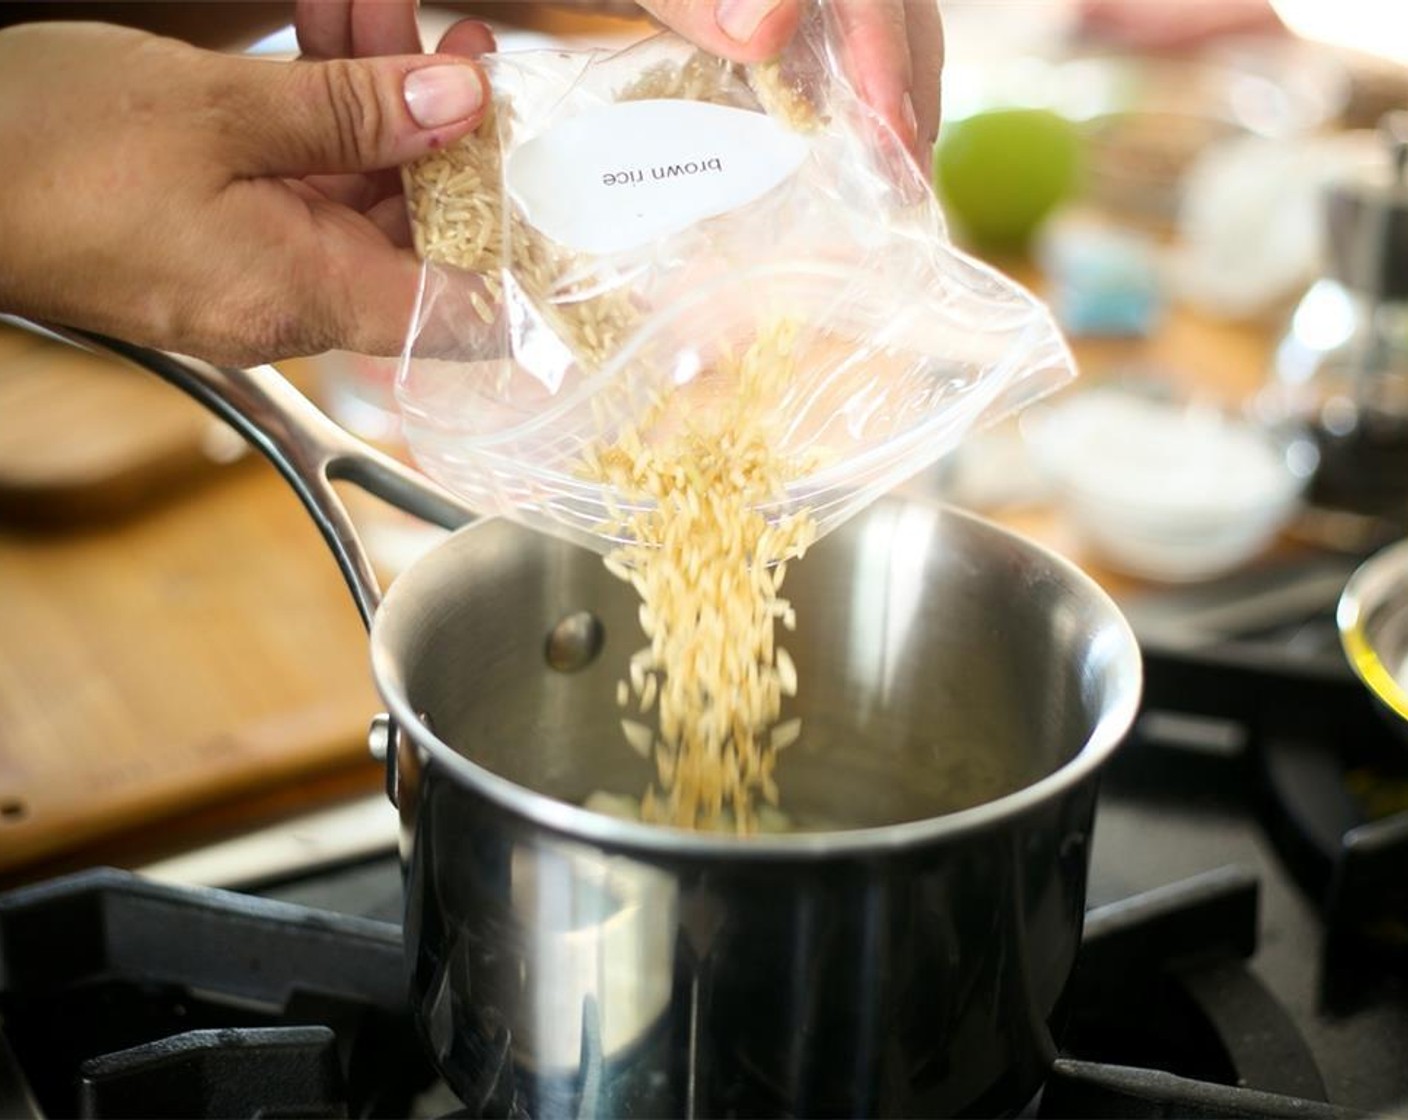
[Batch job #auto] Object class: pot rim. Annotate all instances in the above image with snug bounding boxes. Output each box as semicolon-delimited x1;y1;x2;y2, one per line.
370;505;1142;860
1338;536;1408;725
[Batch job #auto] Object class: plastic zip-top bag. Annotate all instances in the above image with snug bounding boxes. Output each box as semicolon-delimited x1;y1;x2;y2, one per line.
397;3;1075;555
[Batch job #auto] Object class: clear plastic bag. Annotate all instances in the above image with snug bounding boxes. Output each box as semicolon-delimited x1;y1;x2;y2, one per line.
397;4;1075;553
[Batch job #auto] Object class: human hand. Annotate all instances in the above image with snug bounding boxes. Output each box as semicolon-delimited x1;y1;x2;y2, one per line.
295;0;942;160
1077;0;1283;50
639;0;944;157
0;21;488;365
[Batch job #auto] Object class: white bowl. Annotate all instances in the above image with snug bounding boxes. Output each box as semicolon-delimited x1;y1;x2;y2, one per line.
1024;387;1310;582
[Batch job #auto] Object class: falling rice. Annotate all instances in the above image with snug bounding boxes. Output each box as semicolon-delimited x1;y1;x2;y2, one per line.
620;719;656;758
770;718;803;753
585;326;817;833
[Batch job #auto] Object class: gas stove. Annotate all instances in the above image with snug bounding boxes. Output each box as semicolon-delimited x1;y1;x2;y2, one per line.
2;560;1407;1118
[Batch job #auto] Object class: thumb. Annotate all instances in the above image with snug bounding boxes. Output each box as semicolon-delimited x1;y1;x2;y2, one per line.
227;53;488;177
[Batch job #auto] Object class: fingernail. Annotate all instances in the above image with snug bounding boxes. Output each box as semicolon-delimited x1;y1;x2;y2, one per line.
901;91;919;148
716;0;781;44
403;63;483;129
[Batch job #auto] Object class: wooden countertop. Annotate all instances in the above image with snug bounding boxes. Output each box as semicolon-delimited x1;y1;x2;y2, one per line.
0;339;386;884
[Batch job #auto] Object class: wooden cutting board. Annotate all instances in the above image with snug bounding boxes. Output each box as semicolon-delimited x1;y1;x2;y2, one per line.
0;445;382;874
0;325;241;524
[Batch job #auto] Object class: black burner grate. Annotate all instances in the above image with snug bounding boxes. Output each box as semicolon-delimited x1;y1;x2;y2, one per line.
0;864;1366;1120
1137;639;1408;978
0;870;435;1119
1045;865;1363;1118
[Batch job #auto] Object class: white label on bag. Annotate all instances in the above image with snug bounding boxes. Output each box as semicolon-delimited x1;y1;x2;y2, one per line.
504;99;809;255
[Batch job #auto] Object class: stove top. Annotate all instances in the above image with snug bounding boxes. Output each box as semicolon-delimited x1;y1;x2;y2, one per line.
2;560;1407;1118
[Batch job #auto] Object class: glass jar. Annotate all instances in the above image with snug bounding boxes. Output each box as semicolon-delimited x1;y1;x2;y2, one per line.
1265;113;1408;541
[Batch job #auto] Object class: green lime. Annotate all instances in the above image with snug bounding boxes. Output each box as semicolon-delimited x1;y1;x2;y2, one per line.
934;108;1082;249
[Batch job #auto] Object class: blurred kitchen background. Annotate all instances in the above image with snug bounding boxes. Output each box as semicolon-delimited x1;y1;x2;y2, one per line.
1;0;1406;882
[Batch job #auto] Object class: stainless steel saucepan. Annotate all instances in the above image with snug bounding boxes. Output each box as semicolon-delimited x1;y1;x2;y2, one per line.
18;320;1142;1117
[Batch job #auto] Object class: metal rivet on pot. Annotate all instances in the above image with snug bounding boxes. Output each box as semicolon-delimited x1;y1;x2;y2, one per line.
545;610;605;672
367;713;393;762
369;713;401;807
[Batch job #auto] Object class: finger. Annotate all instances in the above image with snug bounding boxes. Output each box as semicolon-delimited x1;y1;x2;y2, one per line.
311;214;504;359
290;200;422;357
1078;1;1281;49
300;168;404;212
285;173;405;226
296;0;423;59
635;0;801;63
222;52;487;177
297;173;374;209
831;0;915;154
349;0;423;56
364;192;414;247
906;0;943;153
149;185;421;364
299;170;399;211
296;0;351;59
436;18;497;58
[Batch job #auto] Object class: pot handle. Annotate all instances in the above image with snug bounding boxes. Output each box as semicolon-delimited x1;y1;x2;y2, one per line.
5;317;475;629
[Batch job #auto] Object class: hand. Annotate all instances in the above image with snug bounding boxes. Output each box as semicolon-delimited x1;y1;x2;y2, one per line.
1076;0;1283;49
296;0;943;160
0;21;488;365
638;0;944;158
